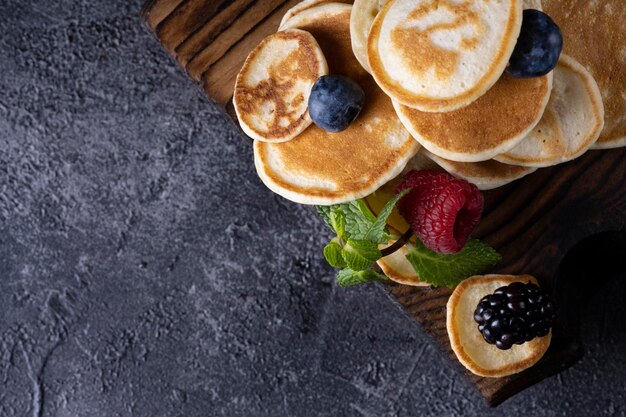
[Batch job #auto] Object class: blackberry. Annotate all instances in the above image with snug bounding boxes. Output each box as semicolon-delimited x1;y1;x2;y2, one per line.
474;282;555;350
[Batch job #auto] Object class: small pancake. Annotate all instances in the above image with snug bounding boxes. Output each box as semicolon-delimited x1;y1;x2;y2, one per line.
254;4;419;205
234;29;328;143
378;241;429;286
368;0;523;112
351;0;540;76
394;72;552;162
495;55;604;167
447;275;552;378
423;150;537;190
350;0;389;73
279;0;354;29
544;0;626;149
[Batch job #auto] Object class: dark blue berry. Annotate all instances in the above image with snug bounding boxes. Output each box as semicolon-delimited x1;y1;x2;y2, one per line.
308;75;365;132
507;9;563;78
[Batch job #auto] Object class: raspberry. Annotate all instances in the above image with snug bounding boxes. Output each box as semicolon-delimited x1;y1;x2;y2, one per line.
395;171;484;254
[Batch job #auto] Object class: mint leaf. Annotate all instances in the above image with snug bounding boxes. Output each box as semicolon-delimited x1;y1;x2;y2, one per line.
341;239;382;271
316;200;377;240
330;210;346;240
324;238;346;268
337;269;388;288
364;189;410;244
405;240;501;288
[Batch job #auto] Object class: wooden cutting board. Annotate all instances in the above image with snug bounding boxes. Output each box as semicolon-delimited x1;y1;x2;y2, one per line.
140;0;626;406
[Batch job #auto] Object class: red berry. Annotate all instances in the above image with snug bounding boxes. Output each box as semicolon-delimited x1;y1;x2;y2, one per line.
395;171;484;254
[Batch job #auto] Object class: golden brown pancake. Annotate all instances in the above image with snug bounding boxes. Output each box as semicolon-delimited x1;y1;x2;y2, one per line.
280;0;354;28
447;275;551;378
394;72;552;162
368;0;523;112
544;0;626;149
495;55;605;167
423;150;537;190
233;29;328;143
254;4;419;205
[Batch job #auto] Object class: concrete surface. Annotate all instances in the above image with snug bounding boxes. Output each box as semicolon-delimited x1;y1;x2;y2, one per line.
0;1;624;416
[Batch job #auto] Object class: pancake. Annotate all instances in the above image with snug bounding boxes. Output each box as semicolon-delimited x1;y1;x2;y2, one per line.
378;241;430;286
495;55;604;167
350;0;540;76
233;29;328;143
544;0;626;149
394;71;552;162
368;0;523;112
447;275;551;378
423;150;537;190
279;0;354;29
350;0;389;73
254;4;420;205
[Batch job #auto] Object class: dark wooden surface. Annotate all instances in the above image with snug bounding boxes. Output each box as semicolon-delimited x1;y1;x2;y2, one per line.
140;0;626;406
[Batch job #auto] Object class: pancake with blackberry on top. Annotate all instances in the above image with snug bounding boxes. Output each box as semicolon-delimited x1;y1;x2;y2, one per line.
447;275;553;378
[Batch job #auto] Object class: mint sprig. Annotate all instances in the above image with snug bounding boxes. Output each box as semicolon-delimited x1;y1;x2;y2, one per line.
316;200;378;241
405;239;502;288
317;191;501;289
323;238;346;268
341;239;381;271
337;269;388;288
317;195;408;287
364;189;409;244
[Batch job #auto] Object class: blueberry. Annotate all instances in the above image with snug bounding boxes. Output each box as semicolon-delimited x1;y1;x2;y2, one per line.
506;9;563;78
308;75;365;132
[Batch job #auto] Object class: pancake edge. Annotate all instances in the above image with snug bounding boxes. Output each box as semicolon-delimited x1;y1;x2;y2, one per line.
253;139;420;205
494;54;605;167
422;150;537;190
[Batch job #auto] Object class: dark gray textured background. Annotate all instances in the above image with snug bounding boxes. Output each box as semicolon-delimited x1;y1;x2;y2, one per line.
1;1;624;416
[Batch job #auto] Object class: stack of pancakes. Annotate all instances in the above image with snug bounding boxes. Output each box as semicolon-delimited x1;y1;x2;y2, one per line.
236;0;623;207
232;0;624;285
